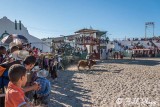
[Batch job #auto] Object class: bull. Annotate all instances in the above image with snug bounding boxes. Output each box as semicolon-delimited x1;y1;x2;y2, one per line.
77;60;96;70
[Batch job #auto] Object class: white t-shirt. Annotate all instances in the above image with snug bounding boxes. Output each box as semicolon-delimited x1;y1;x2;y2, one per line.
58;57;62;62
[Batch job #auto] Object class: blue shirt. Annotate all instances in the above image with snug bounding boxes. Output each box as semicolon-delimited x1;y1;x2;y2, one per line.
36;77;51;97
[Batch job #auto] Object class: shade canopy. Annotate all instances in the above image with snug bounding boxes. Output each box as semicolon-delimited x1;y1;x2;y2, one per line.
1;34;28;44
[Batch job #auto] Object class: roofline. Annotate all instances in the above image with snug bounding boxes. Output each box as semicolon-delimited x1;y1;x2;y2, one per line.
75;28;101;33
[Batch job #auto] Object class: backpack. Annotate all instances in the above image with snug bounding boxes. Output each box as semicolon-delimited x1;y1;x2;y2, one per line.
0;60;21;92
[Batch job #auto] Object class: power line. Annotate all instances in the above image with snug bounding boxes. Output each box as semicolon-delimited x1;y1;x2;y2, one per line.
26;26;56;32
26;26;57;35
26;25;74;34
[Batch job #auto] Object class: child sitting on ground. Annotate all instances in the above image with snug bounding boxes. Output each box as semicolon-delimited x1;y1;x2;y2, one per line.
5;64;32;107
34;69;51;106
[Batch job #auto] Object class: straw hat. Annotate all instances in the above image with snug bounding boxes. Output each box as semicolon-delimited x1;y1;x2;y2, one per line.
32;66;40;72
37;69;49;78
9;42;22;49
12;50;29;60
45;55;49;59
9;42;17;49
49;55;54;59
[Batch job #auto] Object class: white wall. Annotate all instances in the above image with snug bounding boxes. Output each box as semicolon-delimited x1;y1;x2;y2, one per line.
0;16;51;52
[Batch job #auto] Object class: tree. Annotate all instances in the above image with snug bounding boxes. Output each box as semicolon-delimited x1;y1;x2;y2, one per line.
105;37;109;44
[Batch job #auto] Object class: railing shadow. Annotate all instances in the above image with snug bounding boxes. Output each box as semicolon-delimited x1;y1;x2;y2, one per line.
49;70;93;107
101;58;160;66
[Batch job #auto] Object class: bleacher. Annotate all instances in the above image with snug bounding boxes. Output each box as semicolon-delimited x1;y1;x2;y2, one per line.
113;42;124;51
115;40;153;50
152;40;160;48
112;37;160;57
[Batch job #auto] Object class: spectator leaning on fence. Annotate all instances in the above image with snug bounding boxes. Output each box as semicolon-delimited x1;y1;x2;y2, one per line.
34;69;51;106
23;55;39;101
5;64;32;107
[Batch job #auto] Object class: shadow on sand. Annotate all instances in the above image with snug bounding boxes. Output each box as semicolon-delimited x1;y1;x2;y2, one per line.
49;70;93;107
47;58;160;106
101;58;160;66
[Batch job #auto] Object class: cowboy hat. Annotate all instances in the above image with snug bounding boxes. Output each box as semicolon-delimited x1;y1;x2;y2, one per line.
37;69;49;78
12;50;29;60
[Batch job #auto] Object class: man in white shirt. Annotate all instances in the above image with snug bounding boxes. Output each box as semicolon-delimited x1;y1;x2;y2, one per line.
57;55;64;70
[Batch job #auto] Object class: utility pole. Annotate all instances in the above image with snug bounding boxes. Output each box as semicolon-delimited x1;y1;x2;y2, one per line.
145;24;147;39
145;22;155;38
153;23;155;37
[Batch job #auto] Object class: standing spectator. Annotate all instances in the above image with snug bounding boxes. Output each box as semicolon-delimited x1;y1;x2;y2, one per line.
22;44;27;50
31;65;40;82
43;56;49;70
29;50;34;56
131;50;136;60
38;54;44;69
86;53;92;66
34;48;39;58
34;69;51;106
32;47;35;51
10;46;19;53
50;58;58;80
0;46;7;64
100;49;103;55
26;43;31;51
57;55;64;70
0;50;30;91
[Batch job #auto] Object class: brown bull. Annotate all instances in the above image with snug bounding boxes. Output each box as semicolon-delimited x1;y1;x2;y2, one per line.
77;60;96;70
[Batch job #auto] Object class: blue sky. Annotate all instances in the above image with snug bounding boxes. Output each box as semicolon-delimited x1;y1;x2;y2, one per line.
0;0;160;40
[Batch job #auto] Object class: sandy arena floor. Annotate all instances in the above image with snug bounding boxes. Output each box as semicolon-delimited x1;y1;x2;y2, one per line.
49;58;160;107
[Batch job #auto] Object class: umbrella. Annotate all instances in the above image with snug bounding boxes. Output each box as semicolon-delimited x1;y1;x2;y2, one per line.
1;34;28;44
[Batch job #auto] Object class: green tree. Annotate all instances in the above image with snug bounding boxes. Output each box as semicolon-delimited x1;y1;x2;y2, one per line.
105;37;109;44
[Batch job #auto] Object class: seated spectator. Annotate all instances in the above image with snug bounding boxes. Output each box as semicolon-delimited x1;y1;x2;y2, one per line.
5;64;32;107
34;69;51;106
